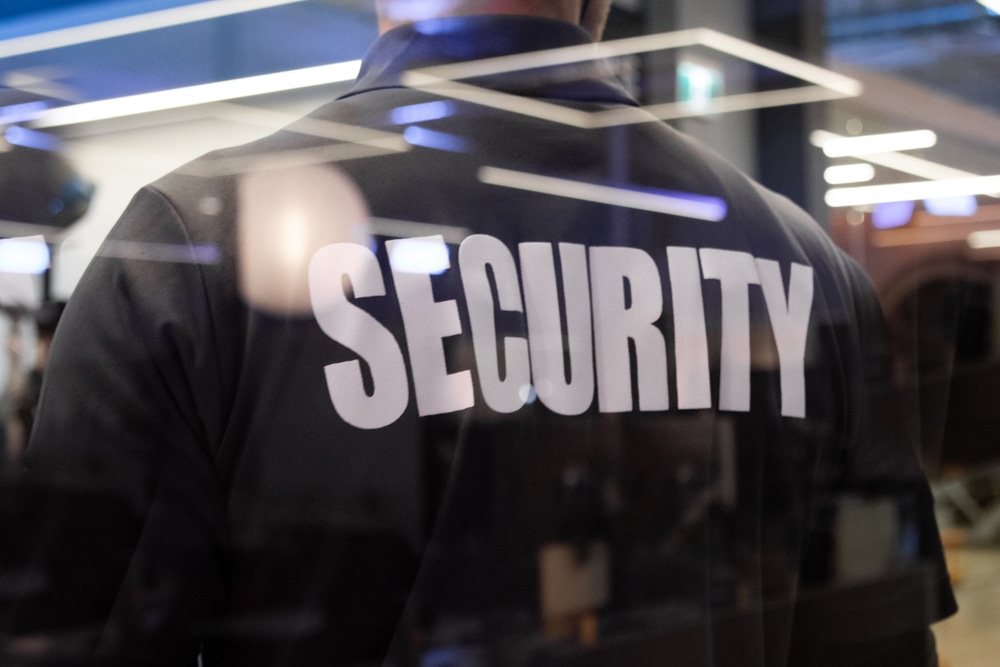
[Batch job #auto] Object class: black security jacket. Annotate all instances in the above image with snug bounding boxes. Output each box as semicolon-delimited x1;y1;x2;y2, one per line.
3;15;955;667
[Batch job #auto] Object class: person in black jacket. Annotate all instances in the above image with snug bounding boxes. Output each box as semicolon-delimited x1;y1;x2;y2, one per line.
2;1;955;665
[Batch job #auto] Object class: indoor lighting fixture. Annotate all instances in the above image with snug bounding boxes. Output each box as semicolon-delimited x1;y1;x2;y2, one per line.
978;1;1000;15
0;0;309;59
968;230;1000;249
402;28;861;128
819;130;937;158
479;167;728;222
826;175;1000;208
824;164;875;185
29;60;362;128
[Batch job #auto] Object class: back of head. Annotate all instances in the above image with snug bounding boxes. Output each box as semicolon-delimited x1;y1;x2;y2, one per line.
376;0;612;39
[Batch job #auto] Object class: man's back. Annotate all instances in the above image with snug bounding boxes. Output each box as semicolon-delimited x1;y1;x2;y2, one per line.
7;13;953;667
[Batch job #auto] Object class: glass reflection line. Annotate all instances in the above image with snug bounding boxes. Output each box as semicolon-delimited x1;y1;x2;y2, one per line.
0;236;50;275
389;101;456;126
826;175;1000;207
824;164;876;185
820;130;937;158
98;240;220;265
4;126;59;152
401;28;862;129
29;60;363;129
0;0;310;59
479;167;728;222
812;129;999;200
402;126;469;152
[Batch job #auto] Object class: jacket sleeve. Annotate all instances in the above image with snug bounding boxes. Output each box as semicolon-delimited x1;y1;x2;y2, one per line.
790;257;956;663
3;186;229;666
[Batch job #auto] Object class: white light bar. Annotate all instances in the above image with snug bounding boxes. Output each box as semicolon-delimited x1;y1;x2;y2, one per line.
826;175;1000;208
811;129;979;181
824;163;875;184
479;167;727;222
29;60;362;128
819;130;937;158
968;230;1000;250
979;1;1000;14
0;0;309;59
403;28;861;129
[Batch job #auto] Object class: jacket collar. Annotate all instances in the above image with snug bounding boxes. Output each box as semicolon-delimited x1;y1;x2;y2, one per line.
341;14;639;107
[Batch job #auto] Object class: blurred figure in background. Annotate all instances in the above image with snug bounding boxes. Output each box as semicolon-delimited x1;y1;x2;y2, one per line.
2;1;954;665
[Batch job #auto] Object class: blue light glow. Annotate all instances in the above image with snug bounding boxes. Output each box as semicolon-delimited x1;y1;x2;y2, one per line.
872;201;915;229
389;238;450;275
0;101;47;125
631;184;728;222
390;101;455;126
5;126;59;151
0;237;50;275
925;195;978;217
402;126;468;153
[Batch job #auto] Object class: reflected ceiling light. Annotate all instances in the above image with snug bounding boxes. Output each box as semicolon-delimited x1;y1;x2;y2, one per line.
0;101;48;125
403;28;861;128
29;60;362;128
818;130;937;157
479;167;728;222
925;195;978;217
0;0;309;59
824;163;875;185
826;175;1000;207
811;129;981;181
968;230;1000;249
389;237;451;275
0;236;50;275
4;126;59;151
978;1;1000;15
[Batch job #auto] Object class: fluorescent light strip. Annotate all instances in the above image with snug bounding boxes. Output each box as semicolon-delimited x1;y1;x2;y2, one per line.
209;102;405;145
176;140;409;177
969;230;1000;249
406;78;593;128
479;167;727;222
369;218;469;245
403;28;861;129
0;0;309;59
405;28;860;97
826;175;1000;207
811;130;977;180
594;86;845;127
821;130;937;157
979;1;1000;15
824;163;876;185
29;60;362;128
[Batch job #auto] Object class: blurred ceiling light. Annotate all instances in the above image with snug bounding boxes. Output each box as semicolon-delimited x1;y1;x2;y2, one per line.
0;0;309;59
389;101;456;125
818;130;937;158
968;230;1000;249
811;129;981;181
4;126;59;151
826;175;1000;207
404;28;861;128
29;60;362;128
978;1;1000;14
0;101;48;125
871;201;914;230
925;195;978;217
389;237;451;275
479;167;728;222
402;126;469;152
824;163;875;185
0;236;50;275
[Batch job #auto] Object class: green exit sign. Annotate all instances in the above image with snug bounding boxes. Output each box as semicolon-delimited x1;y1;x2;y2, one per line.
677;61;723;111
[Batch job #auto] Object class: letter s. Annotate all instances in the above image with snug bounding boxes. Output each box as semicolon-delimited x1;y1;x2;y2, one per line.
309;243;409;429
